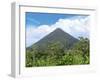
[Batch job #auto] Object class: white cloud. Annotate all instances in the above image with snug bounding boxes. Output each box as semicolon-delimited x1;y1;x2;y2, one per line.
26;25;56;47
26;16;89;47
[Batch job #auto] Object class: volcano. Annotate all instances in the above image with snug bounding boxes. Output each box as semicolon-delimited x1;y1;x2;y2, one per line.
27;28;79;50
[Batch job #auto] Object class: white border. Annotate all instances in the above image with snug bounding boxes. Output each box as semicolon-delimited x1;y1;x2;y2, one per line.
11;2;96;78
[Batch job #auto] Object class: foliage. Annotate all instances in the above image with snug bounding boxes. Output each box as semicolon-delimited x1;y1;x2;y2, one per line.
26;37;90;67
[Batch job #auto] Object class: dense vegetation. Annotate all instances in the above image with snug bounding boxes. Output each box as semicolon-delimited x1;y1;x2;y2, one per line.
26;37;89;67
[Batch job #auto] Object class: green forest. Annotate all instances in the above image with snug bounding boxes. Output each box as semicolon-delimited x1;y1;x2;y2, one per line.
26;37;89;67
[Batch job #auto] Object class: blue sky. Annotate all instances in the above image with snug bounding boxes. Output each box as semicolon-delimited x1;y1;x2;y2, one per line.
26;12;87;27
26;12;89;47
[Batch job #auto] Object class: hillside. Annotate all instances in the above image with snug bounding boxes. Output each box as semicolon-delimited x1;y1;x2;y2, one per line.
28;28;79;50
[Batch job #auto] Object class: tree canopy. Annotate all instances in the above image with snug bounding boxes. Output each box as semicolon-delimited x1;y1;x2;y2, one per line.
26;37;90;67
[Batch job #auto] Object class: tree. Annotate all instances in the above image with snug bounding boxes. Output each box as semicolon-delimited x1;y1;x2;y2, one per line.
72;37;90;64
26;50;33;67
26;45;38;67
